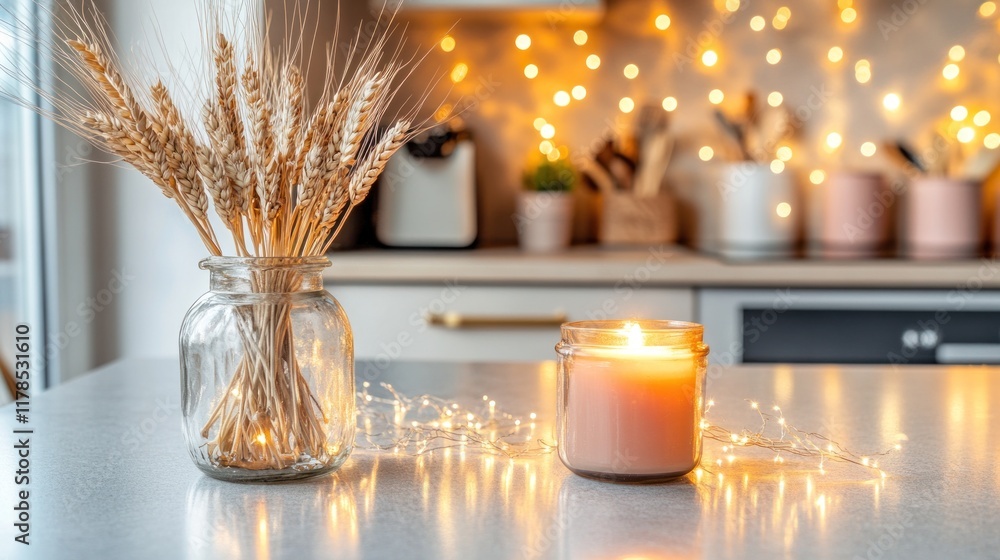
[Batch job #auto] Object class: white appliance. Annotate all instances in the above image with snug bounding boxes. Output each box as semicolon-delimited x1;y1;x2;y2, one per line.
376;135;478;248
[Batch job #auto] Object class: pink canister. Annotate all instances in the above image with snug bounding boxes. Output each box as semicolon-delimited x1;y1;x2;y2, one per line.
817;171;893;258
905;177;982;259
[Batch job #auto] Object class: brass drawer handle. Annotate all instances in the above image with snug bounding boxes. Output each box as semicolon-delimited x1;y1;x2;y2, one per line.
426;311;567;329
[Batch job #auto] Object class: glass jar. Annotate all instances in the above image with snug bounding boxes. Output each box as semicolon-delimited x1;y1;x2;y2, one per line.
556;320;709;482
180;257;355;483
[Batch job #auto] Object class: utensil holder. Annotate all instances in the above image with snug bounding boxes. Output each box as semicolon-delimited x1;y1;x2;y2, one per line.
598;191;677;246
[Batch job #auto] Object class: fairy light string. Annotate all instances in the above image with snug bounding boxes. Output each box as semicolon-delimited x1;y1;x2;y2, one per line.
356;383;902;476
701;399;902;478
356;382;554;459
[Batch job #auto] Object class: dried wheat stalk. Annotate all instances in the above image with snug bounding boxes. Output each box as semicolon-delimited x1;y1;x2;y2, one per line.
1;1;433;473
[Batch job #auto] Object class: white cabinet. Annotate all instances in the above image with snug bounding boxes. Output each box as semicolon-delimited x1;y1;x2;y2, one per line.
328;283;694;365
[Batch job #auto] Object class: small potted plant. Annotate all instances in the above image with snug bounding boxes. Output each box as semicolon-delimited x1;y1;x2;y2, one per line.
515;158;576;253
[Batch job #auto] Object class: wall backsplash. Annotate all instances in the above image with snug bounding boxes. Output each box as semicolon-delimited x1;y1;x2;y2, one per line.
305;0;999;244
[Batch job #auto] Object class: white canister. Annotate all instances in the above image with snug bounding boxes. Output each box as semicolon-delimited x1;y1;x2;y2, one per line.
702;162;799;259
905;177;982;259
515;191;574;253
816;171;893;258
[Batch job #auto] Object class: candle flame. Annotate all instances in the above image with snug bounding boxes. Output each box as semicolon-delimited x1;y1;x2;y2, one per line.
622;321;644;348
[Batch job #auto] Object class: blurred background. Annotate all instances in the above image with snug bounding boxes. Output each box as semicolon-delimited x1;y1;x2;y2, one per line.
3;0;1000;394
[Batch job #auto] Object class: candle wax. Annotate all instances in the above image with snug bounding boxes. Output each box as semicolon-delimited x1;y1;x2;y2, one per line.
560;348;700;477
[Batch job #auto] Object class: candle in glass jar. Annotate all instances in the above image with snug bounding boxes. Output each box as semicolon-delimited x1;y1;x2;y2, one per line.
557;321;708;482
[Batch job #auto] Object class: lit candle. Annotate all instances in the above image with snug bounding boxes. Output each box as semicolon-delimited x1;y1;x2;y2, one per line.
556;320;709;482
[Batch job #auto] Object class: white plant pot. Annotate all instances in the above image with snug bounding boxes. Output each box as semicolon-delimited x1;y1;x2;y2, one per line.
698;162;799;259
516;191;574;253
905;177;982;259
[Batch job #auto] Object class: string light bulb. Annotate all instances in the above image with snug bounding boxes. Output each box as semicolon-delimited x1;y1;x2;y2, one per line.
699;146;715;161
662;96;678;111
948;45;966;61
943;63;960;80
586;54;601;69
828;46;844;63
623;63;639;79
767;91;783;107
725;0;741;12
573;30;588;46
776;146;792;161
841;7;857;23
709;89;725;104
750;16;766;31
766;48;782;64
440;36;456;52
533;117;547;131
855;59;872;83
523;64;538;79
985;133;1000;149
809;169;826;184
619;96;635;113
553;91;571;107
951;105;969;120
515;34;531;50
980;1;997;17
571;85;587;100
974;110;992;126
540;123;556;139
776;202;792;218
770;159;785;173
702;50;719;67
861;142;877;157
450;63;468;83
883;93;901;111
957;126;975;143
655;14;671;30
773;6;791;30
826;132;843;150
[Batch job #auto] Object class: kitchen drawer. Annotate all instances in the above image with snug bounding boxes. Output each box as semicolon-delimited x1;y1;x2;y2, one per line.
327;283;694;365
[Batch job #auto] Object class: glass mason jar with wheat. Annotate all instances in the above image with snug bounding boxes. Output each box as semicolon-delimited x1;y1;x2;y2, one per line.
180;257;354;482
2;3;423;480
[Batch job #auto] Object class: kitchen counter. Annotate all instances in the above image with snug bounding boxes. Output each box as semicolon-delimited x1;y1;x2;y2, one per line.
321;246;1000;289
3;359;999;559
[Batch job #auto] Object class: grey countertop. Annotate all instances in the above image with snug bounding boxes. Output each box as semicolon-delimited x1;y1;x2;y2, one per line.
2;358;999;559
321;246;1000;289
